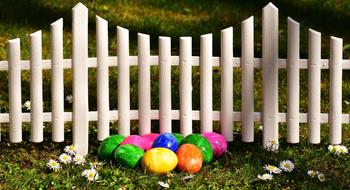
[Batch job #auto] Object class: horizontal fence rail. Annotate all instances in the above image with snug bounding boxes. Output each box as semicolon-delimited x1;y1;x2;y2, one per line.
1;57;350;70
1;2;349;155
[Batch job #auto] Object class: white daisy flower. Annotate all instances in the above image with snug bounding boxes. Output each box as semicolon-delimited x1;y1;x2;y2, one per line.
158;181;169;188
82;168;99;182
65;95;73;104
59;153;72;164
259;125;263;130
89;161;104;169
264;164;282;174
257;173;273;181
317;173;325;182
181;174;195;181
279;160;295;172
64;145;78;155
307;170;318;178
73;155;86;165
24;101;31;110
267;139;279;152
335;145;348;155
328;145;336;153
47;159;60;171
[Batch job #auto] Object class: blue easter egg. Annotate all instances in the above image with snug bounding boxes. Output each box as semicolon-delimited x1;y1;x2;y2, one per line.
152;133;179;152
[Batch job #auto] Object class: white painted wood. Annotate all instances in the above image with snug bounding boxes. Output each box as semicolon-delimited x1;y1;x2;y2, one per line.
96;16;110;141
117;26;130;136
5;57;350;70
287;17;300;143
159;37;172;133
241;16;254;142
30;31;43;143
308;29;321;144
179;37;192;136
262;3;279;148
51;18;64;142
1;111;350;123
8;39;22;143
329;36;343;144
200;33;213;133
220;27;234;141
72;3;89;155
138;33;151;135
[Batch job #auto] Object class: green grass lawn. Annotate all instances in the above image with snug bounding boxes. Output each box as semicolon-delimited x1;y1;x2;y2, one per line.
0;0;350;189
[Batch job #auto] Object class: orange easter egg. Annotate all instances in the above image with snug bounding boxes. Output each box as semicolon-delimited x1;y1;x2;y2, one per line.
176;144;203;174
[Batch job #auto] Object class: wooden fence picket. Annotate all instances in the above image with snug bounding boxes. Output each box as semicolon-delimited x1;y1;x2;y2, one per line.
262;3;279;148
329;36;343;144
200;33;213;133
8;38;22;143
138;33;151;135
159;37;172;133
72;3;89;155
30;30;43;143
179;37;192;136
287;17;300;144
241;16;254;142
308;29;321;144
51;18;64;142
96;16;110;141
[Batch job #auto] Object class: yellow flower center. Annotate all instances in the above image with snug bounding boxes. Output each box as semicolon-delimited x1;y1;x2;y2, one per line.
268;166;275;170
52;162;57;167
284;163;290;168
69;146;75;151
88;172;94;178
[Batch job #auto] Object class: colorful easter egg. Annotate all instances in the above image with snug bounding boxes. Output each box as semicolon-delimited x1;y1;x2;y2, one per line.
176;144;203;174
97;134;125;161
141;148;178;174
181;134;213;164
202;132;228;157
173;133;184;144
120;135;145;150
152;133;179;152
142;133;160;151
114;144;145;168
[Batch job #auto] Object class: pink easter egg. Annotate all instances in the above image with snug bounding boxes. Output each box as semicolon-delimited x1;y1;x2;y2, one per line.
201;132;228;157
142;133;160;151
120;135;145;150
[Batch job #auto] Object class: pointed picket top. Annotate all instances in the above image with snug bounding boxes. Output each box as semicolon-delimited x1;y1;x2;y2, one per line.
8;38;20;44
117;26;129;33
30;30;42;38
330;36;342;42
138;32;150;38
242;16;254;24
73;2;88;11
309;28;321;36
263;2;278;11
221;26;233;33
51;18;63;27
287;17;299;26
96;15;107;23
200;33;212;39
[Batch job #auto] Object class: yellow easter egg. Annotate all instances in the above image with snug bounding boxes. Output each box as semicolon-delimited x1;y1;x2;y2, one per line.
141;147;178;174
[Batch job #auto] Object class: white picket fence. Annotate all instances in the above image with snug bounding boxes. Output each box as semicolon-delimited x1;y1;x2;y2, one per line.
1;2;347;155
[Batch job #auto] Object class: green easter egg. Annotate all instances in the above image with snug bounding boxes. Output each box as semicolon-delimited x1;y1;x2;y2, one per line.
173;133;184;144
114;144;145;168
181;134;213;164
98;135;125;161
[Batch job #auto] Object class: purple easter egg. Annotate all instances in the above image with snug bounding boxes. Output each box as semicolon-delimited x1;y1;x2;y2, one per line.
142;133;160;151
120;135;145;150
202;132;228;157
